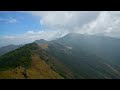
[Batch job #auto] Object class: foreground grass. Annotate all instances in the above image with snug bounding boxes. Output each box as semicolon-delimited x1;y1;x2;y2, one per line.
0;54;63;79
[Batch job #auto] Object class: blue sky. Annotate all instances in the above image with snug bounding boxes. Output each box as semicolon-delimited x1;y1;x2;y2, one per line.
0;11;43;36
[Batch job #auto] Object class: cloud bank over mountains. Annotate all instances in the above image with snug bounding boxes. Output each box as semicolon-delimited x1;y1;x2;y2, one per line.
28;11;120;39
1;11;120;47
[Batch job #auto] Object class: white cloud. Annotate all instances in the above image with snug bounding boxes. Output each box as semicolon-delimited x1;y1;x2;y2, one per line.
27;11;100;31
8;18;17;23
27;30;35;34
3;36;15;40
79;11;120;38
26;11;120;39
0;17;17;24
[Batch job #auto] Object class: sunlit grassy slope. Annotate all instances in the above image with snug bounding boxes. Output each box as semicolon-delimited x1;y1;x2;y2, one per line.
0;43;63;79
0;54;63;79
27;54;63;79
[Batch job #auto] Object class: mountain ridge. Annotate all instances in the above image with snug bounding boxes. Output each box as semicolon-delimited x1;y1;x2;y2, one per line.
1;33;120;79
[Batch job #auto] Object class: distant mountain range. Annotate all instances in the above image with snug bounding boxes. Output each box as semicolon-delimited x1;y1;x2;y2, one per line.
1;33;120;79
0;44;22;56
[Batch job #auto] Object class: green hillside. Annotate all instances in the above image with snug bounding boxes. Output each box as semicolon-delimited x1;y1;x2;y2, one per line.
0;43;63;79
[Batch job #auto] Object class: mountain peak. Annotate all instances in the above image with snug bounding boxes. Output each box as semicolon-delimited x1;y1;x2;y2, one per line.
61;33;85;40
34;39;47;45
